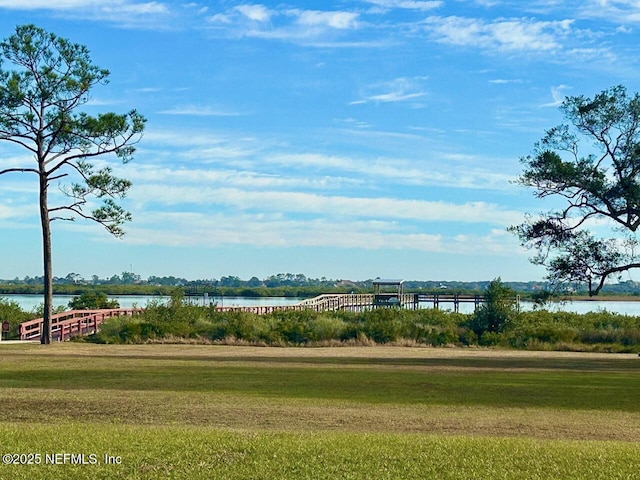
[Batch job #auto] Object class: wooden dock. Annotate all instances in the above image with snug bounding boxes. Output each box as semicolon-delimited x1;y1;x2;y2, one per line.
412;293;487;312
208;293;493;314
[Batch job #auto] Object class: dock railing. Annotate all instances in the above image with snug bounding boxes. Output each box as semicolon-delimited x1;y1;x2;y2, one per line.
297;294;377;312
19;308;143;342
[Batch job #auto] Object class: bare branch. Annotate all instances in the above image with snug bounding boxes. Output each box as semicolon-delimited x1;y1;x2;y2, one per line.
0;167;39;176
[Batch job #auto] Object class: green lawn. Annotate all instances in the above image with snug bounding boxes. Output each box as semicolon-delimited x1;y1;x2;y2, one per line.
0;344;638;479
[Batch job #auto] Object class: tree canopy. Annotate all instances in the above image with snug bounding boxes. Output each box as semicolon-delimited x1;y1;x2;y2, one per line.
511;85;640;295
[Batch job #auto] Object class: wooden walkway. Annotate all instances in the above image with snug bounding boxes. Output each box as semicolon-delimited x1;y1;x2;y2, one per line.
197;293;492;313
19;308;142;342
19;293;501;341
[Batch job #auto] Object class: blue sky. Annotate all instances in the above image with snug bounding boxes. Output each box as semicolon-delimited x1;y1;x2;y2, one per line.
0;0;639;282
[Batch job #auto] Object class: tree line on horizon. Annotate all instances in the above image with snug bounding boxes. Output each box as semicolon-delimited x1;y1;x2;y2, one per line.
0;271;508;290
5;271;640;296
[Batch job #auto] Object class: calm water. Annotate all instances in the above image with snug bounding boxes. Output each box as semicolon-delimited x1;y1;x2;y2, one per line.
2;294;304;312
4;294;640;316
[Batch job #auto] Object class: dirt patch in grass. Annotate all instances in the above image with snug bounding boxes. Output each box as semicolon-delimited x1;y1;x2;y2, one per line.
0;388;637;442
6;342;639;360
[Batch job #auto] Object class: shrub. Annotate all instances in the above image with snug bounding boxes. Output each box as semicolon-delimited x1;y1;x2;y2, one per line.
306;315;347;342
68;291;119;310
223;311;274;343
468;278;518;335
0;297;36;339
276;312;308;344
357;308;404;343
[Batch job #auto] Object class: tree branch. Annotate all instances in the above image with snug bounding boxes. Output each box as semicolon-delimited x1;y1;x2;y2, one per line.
593;262;640;295
0;167;39;175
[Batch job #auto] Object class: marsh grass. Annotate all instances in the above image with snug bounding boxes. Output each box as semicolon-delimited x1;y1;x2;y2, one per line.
0;344;638;479
87;301;640;353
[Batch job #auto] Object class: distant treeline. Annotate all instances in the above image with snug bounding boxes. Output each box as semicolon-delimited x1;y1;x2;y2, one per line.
4;271;640;297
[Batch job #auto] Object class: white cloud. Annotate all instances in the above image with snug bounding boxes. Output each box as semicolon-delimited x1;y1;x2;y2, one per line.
423;16;574;52
135;125;516;192
335;117;372;129
129;183;522;226
102;1;167;15
489;78;523;84
207;5;363;44
123;164;360;191
0;204;35;220
368;91;424;102
0;0;103;8
235;4;271;22
0;0;174;29
182;2;207;15
263;151;514;191
120;209;521;256
292;10;359;29
122;211;443;250
0;0;169;14
581;0;640;23
139;129;262;160
363;0;442;11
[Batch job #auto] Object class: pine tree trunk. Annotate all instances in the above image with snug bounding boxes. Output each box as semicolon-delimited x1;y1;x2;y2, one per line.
39;172;52;345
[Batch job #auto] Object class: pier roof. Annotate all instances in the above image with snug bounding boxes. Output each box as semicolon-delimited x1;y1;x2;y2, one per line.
373;279;404;285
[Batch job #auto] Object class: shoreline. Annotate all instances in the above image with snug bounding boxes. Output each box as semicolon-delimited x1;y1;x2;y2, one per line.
562;295;640;302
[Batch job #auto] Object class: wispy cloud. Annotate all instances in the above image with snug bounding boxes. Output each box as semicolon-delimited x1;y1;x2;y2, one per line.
489;78;523;84
123;163;360;191
0;203;36;220
135;125;515;192
335;117;372;129
120;209;521;256
182;2;208;15
129;182;523;227
157;105;244;116
0;0;104;8
540;84;571;107
0;0;173;29
0;0;168;12
351;76;428;105
267;151;515;191
580;0;640;23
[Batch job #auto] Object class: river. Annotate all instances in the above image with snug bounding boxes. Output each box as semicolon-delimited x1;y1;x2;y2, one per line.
4;294;640;316
1;294;304;312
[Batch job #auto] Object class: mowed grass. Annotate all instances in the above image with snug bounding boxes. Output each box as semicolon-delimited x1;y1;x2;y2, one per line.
0;344;638;479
